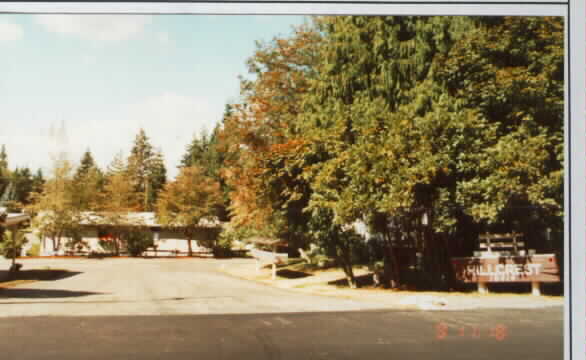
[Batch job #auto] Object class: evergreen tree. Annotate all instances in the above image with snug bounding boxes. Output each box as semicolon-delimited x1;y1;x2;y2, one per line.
12;167;34;206
98;154;139;255
0;145;10;200
0;145;7;171
108;151;127;175
149;148;167;208
31;169;45;195
75;150;98;180
72;150;104;211
127;129;165;211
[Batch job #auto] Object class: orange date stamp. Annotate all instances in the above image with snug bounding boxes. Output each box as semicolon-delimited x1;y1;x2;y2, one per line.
435;322;508;341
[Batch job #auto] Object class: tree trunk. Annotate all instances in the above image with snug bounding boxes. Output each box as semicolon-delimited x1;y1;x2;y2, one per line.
346;272;357;289
339;250;357;288
11;234;16;267
187;238;193;257
443;236;456;290
114;236;120;256
52;233;61;252
382;227;400;289
144;178;150;212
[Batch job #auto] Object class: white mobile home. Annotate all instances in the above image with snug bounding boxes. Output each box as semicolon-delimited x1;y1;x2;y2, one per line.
36;212;224;257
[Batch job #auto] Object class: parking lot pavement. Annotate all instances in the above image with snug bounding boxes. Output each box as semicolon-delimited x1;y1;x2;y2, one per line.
0;258;392;317
0;258;563;359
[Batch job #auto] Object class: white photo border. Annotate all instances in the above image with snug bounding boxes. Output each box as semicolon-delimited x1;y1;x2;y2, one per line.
0;2;582;360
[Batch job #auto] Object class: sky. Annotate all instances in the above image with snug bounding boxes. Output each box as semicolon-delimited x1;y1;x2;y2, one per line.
0;14;307;179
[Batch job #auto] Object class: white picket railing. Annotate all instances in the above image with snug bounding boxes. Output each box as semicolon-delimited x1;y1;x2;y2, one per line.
249;248;288;280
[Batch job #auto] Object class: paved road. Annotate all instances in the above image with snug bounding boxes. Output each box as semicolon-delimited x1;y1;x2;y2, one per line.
0;258;391;316
0;259;563;359
0;309;562;360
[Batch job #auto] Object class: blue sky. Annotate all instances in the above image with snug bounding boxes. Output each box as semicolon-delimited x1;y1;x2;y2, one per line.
0;14;307;178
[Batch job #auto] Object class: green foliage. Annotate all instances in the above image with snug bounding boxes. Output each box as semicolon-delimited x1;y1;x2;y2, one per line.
220;16;563;289
303;244;334;269
181;127;230;220
156;166;223;256
0;229;27;259
28;159;84;253
122;229;154;257
127;129;167;211
72;150;104;211
217;230;234;250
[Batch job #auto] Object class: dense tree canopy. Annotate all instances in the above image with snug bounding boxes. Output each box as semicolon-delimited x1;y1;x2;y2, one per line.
156;166;223;256
218;16;564;289
24;16;564;289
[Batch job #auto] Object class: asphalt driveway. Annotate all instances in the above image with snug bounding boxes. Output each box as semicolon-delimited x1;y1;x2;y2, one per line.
0;258;392;316
0;258;563;359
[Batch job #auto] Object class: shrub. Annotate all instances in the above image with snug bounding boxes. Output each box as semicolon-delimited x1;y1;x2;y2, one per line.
0;230;26;259
302;244;335;269
123;229;154;257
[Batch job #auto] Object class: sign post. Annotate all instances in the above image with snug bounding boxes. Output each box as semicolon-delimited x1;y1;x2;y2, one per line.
250;248;288;280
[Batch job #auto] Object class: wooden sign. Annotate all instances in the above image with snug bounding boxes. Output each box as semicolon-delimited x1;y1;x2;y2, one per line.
451;254;560;283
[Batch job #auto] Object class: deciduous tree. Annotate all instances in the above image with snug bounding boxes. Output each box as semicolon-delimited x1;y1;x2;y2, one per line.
156;166;223;256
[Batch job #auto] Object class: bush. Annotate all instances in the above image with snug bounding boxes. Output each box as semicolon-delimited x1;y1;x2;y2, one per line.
217;230;234;250
0;229;26;259
302;244;335;269
123;229;154;257
212;245;232;258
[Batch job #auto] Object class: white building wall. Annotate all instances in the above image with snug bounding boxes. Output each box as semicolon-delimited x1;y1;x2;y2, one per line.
152;230;208;256
40;228;105;256
37;227;217;257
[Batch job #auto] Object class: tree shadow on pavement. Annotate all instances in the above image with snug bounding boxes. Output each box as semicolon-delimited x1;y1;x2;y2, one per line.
0;288;105;299
0;270;82;284
328;273;374;288
276;269;312;279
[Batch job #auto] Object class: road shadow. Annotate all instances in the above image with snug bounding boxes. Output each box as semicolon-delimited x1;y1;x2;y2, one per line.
0;288;104;299
458;282;563;296
0;269;82;284
275;269;312;279
328;273;375;287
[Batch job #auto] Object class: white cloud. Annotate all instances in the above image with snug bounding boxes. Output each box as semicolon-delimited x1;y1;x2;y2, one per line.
71;93;222;179
0;93;223;179
0;21;23;42
33;15;152;42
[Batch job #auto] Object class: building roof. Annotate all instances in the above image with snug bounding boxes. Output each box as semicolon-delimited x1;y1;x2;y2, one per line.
77;212;223;228
4;213;30;227
244;236;288;247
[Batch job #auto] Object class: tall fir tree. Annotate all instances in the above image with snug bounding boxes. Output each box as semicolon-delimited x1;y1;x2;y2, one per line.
148;147;167;208
127;129;166;212
0;145;10;202
12;167;34;206
182;125;231;220
0;145;7;171
31;169;45;195
75;150;98;180
72;150;104;211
